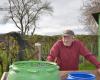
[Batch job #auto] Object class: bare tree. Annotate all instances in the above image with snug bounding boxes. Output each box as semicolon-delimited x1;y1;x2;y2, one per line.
81;0;100;34
0;0;53;36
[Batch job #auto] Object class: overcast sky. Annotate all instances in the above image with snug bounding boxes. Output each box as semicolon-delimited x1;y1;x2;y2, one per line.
0;0;93;35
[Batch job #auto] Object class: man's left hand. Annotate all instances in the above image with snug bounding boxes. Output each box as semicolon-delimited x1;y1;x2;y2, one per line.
97;68;100;75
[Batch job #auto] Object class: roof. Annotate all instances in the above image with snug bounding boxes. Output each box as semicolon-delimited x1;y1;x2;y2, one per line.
82;0;100;34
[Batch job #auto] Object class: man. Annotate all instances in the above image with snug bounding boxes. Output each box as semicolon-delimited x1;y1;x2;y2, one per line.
47;30;100;73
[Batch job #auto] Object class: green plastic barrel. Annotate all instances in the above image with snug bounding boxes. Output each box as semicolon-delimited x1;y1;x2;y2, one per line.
7;61;60;80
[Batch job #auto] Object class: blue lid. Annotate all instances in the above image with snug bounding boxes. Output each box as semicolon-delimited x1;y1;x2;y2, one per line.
66;71;96;80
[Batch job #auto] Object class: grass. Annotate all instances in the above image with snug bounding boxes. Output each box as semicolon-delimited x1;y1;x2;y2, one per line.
79;62;96;70
0;66;2;78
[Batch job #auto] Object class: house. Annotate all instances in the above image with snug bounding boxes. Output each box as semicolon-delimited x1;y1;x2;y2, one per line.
83;0;100;60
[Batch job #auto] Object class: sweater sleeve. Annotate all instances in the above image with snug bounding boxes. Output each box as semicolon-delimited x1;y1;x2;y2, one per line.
79;41;100;68
47;41;60;62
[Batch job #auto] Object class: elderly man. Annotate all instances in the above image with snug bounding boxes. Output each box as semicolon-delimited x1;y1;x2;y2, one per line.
47;30;100;73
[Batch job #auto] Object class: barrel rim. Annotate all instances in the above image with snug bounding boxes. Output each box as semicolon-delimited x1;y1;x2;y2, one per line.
9;61;59;72
67;71;96;79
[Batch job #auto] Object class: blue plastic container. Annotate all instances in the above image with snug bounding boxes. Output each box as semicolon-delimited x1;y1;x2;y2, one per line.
66;72;96;80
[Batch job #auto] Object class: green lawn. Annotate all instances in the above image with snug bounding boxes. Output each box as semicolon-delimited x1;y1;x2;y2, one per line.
0;66;2;78
79;62;96;70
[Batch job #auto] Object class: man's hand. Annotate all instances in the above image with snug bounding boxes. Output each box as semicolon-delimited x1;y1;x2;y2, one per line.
97;68;100;75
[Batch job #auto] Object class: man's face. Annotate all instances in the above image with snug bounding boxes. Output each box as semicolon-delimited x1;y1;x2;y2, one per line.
62;35;74;46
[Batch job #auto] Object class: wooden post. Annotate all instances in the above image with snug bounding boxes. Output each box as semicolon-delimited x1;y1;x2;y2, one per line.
35;43;41;61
